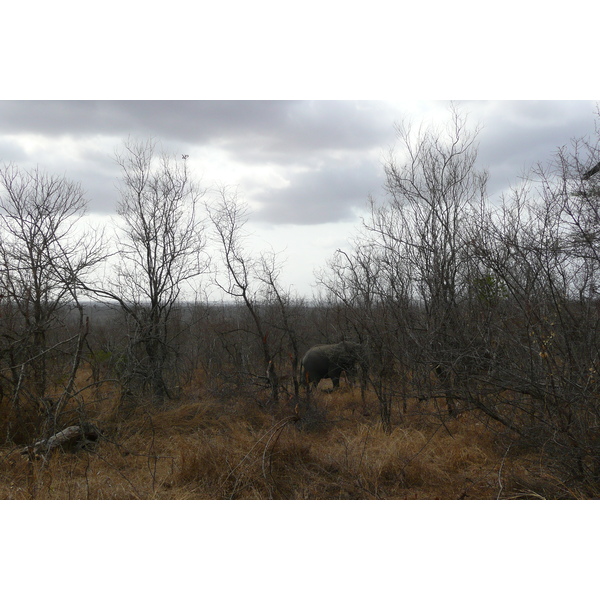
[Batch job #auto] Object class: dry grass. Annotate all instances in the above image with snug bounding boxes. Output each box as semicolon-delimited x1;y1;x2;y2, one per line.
0;384;577;500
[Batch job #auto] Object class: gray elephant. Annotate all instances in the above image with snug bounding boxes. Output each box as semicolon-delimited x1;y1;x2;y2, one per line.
301;341;365;390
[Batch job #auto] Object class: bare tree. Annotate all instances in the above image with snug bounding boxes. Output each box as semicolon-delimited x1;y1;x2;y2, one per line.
208;188;305;404
95;138;208;405
256;251;305;402
319;243;397;426
366;108;487;420
476;140;600;485
0;164;104;439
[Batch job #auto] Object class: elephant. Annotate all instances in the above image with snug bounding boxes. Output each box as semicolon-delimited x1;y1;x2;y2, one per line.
300;341;365;390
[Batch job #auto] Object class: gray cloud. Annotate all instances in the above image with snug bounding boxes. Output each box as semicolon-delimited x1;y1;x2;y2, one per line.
219;101;396;164
0;137;28;163
0;100;397;218
0;100;294;144
250;157;383;225
0;100;396;156
473;100;597;196
0;100;598;225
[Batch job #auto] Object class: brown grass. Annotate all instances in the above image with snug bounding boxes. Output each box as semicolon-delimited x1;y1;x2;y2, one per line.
0;383;575;500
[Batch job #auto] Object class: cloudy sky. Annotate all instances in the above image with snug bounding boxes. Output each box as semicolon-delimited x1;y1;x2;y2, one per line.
0;100;597;296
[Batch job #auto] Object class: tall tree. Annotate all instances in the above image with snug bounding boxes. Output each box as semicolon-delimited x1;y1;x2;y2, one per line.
0;164;104;438
372;108;487;417
99;139;208;404
208;188;305;404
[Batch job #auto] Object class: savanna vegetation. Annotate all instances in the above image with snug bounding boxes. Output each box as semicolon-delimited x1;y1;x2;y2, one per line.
2;109;600;499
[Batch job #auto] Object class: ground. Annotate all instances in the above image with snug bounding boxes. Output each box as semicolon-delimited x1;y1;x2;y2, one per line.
0;381;575;500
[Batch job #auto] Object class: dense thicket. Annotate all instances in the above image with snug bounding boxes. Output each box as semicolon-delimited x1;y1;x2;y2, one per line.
2;111;600;497
320;109;600;494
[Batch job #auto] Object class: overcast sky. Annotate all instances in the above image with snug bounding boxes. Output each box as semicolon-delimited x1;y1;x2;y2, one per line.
0;100;597;296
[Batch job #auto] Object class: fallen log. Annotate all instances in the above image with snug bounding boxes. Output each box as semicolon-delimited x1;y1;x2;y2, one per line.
21;423;101;458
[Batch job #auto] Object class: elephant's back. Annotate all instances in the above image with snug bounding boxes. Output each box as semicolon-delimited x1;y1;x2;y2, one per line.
301;345;332;374
301;346;322;367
